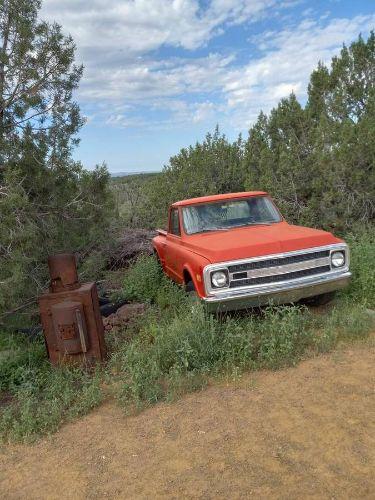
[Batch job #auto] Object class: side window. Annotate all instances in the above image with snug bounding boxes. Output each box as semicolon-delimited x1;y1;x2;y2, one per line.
169;208;181;236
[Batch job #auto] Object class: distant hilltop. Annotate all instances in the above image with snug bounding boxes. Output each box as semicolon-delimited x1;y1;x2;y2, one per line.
111;170;161;178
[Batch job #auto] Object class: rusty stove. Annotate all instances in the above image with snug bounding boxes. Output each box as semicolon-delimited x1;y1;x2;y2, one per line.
39;253;106;365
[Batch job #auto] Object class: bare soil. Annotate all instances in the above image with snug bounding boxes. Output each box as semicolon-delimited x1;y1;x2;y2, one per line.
1;338;374;500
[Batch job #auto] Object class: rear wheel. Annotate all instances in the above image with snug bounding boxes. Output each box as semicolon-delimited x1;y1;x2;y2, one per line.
154;251;163;274
301;291;336;307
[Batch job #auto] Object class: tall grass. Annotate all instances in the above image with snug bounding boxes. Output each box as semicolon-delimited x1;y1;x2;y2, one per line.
0;332;102;443
110;298;372;409
343;226;375;307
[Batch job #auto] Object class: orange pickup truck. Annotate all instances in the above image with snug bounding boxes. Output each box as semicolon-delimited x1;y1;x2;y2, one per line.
152;192;351;312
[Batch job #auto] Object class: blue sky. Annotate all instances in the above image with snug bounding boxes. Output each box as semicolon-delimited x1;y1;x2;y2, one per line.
41;0;374;173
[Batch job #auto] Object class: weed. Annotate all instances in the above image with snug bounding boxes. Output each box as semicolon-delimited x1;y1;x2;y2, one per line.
122;254;164;303
344;227;375;308
111;297;373;409
0;332;102;443
122;253;191;311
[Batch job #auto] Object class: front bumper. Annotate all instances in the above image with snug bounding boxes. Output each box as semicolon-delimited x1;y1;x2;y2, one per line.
202;271;351;312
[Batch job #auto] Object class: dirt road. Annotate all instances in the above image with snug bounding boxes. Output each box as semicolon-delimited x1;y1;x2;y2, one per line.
1;338;374;499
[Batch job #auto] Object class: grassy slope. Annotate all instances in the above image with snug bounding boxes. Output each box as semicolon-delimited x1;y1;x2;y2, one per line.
0;227;374;442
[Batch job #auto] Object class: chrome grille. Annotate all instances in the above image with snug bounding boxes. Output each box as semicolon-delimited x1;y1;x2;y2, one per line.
229;265;331;288
228;251;332;289
228;249;330;273
203;244;349;296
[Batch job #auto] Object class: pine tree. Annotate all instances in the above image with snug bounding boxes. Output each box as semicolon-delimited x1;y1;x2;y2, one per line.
0;0;83;173
0;1;113;315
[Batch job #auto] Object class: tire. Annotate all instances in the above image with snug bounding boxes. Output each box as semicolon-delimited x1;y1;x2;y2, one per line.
301;291;336;307
185;280;201;306
185;280;196;293
154;251;162;266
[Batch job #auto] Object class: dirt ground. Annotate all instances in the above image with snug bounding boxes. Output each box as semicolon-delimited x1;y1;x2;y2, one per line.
1;338;374;500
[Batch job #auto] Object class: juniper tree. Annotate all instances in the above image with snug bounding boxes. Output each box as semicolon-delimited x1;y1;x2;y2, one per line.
243;32;374;230
306;31;375;229
0;0;113;315
0;0;83;172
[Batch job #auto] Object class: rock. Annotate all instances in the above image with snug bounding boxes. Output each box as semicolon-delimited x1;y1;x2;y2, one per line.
116;303;145;321
102;302;146;331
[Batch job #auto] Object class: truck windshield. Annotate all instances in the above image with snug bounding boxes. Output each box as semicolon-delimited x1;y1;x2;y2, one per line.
182;196;282;235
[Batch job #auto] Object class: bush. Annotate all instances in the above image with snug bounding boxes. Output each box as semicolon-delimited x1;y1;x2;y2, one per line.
122;254;189;311
0;332;103;443
344;226;375;307
123;254;164;303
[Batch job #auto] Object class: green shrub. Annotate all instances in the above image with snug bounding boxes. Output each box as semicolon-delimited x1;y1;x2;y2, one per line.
0;333;46;392
123;254;189;311
123;254;164;303
0;332;103;443
344;226;375;307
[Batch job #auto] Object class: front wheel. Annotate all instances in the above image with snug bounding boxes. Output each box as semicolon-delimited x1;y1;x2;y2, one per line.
185;280;201;305
301;291;336;307
185;280;196;293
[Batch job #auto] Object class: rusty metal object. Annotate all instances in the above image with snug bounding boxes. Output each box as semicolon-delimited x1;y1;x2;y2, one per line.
48;253;79;292
39;253;106;365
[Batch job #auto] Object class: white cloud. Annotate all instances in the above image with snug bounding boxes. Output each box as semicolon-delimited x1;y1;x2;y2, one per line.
42;0;276;53
104;99;220;131
222;14;375;127
40;0;277;112
79;53;234;102
41;1;375;132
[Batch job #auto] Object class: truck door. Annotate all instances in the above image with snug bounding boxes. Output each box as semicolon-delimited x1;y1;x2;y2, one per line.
165;207;183;282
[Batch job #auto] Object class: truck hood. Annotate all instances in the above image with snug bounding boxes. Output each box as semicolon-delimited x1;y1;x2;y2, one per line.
183;222;341;264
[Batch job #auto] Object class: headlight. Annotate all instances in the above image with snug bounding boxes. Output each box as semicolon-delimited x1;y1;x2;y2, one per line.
331;251;345;268
211;270;229;288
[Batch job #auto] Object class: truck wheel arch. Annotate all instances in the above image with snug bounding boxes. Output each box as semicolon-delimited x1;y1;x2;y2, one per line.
183;268;195;290
153;249;161;262
183;266;203;294
153;247;163;266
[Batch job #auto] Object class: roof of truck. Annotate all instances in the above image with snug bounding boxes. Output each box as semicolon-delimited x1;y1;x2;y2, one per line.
171;191;268;207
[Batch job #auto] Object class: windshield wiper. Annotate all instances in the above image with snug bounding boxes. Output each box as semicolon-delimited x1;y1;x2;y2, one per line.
194;222;275;234
230;223;250;228
230;221;273;228
247;222;273;226
199;227;229;233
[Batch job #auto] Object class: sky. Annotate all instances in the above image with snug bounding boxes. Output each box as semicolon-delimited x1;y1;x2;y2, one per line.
41;0;375;174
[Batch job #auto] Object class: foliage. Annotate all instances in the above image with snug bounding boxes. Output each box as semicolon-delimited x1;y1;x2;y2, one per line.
111;173;161;228
114;291;372;410
0;1;115;315
0;331;102;443
1;229;373;442
122;254;188;311
343;225;375;307
245;32;374;231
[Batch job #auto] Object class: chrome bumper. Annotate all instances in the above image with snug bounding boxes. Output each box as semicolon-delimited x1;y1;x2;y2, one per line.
202;271;351;312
